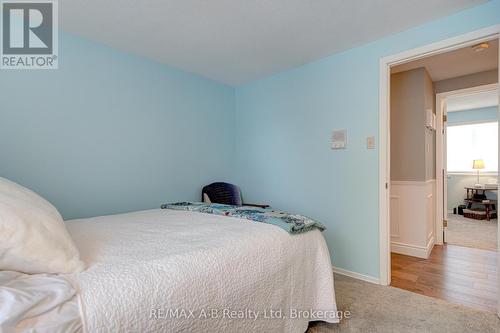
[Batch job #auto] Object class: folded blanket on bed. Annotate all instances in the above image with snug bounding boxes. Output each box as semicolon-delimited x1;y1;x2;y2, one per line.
161;202;326;234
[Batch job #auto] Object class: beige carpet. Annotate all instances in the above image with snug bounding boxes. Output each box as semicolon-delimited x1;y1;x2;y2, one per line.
446;214;497;251
307;274;500;332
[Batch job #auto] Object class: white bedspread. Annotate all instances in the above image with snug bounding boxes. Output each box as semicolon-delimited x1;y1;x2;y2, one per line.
66;209;338;333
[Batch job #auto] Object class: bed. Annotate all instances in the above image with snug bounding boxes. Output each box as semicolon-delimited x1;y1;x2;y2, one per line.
2;208;338;332
69;208;338;332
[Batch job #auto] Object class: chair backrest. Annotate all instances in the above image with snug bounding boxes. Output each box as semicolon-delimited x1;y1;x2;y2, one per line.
202;182;243;206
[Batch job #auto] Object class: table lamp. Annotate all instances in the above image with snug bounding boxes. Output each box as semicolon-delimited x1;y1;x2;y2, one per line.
472;159;485;186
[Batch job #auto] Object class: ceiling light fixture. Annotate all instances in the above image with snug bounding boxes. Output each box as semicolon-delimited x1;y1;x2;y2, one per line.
471;42;490;52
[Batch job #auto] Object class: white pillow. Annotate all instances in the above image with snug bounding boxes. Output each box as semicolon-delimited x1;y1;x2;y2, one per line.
0;177;85;274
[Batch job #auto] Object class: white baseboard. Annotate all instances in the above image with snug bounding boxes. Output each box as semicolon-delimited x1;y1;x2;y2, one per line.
332;266;380;285
391;236;434;259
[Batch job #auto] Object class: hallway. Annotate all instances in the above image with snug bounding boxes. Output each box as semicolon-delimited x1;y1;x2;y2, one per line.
391;244;497;312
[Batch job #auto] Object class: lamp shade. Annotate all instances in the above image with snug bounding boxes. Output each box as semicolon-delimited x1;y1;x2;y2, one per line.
472;159;485;170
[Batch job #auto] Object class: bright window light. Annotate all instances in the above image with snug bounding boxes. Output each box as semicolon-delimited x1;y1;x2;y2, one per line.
447;121;498;173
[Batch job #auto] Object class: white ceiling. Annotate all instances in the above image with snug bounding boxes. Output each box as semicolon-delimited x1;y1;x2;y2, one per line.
447;90;498;112
60;0;486;86
392;39;498;81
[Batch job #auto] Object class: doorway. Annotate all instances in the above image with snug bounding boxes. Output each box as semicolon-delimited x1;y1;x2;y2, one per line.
437;84;498;251
379;25;500;315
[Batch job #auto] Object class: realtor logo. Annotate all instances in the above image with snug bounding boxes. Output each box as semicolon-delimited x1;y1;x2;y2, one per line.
1;0;58;69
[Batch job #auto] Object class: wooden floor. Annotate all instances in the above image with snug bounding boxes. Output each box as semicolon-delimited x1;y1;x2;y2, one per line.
391;244;497;313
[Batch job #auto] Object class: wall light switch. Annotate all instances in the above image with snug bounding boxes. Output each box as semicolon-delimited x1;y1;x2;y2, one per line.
331;129;347;149
367;136;375;149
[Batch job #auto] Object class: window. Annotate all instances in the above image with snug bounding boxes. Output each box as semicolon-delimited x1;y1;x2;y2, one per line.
447;121;498;173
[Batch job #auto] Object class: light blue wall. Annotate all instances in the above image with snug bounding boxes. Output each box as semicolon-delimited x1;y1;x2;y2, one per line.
234;0;500;279
448;106;498;124
1;0;499;278
0;32;235;219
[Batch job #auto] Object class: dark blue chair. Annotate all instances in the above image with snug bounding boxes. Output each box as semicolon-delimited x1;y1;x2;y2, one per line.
202;182;269;208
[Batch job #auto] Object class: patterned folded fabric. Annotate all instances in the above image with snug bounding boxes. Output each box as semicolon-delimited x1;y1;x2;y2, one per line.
161;202;325;234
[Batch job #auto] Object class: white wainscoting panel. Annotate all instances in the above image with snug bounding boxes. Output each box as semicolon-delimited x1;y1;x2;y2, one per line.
426;180;435;243
390;180;436;259
390;196;400;239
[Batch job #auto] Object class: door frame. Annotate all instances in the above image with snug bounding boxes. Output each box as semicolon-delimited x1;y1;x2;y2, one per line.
378;24;500;299
435;83;499;245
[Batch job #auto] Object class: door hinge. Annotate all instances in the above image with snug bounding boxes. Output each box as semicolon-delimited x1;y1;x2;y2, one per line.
385;182;388;189
443;219;448;227
442;114;447;122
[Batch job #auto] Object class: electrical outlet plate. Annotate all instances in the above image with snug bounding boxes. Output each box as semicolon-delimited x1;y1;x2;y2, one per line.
367;136;375;149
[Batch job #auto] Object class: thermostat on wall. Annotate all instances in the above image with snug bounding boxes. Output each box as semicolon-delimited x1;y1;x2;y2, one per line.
331;129;347;149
